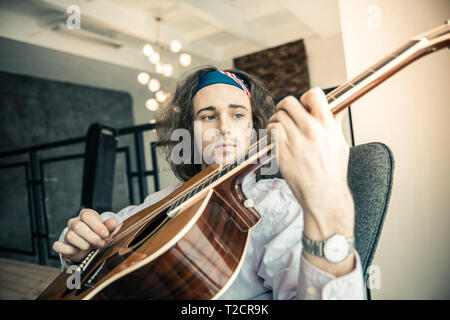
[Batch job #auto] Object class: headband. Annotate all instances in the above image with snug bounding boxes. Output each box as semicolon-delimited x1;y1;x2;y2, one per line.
194;70;251;98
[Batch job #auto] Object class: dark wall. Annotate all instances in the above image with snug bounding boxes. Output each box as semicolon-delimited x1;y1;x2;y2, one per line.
0;71;133;151
233;39;310;99
0;71;134;267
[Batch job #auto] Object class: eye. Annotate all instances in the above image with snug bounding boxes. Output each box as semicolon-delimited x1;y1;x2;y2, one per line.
234;113;245;119
201;115;216;121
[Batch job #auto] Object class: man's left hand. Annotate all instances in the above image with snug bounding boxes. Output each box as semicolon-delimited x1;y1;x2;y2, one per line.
267;87;355;241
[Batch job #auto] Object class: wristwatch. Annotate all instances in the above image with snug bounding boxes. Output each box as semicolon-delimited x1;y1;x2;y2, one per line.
301;232;355;263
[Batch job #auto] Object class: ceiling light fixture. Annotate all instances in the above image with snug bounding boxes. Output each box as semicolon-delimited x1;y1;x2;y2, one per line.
138;16;193;112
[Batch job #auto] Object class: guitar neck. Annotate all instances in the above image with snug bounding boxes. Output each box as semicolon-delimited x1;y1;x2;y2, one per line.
327;21;450;115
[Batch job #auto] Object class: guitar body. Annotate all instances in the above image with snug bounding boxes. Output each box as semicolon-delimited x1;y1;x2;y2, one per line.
37;164;261;300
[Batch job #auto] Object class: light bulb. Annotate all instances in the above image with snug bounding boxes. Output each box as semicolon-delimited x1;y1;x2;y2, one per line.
145;98;159;111
137;72;150;85
162;64;173;77
148;52;160;64
142;44;154;57
148;78;161;92
170;40;182;53
155;62;164;74
156;90;168;102
179;53;192;67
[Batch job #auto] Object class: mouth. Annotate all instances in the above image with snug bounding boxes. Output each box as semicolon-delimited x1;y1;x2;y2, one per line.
214;143;236;149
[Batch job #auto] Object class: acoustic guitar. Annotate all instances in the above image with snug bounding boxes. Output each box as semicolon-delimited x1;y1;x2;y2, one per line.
37;21;449;300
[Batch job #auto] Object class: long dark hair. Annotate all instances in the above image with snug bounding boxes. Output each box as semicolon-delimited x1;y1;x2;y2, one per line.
155;66;275;182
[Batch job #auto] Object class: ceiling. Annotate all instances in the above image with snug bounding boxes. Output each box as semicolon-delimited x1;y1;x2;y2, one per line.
0;0;341;78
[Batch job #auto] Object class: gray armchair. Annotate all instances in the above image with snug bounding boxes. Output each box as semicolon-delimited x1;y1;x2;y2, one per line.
349;142;394;299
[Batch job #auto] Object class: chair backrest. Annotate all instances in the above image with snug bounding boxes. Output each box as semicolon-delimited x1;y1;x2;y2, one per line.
80;123;118;214
348;142;394;274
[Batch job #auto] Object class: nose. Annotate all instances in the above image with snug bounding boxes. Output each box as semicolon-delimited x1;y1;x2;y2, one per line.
218;116;231;137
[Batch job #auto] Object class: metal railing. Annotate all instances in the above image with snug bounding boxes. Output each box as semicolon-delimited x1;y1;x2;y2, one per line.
0;123;161;266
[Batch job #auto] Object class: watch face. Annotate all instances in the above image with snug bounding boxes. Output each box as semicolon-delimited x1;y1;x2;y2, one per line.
323;235;349;263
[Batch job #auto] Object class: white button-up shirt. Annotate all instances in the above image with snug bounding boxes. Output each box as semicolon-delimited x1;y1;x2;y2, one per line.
59;173;365;300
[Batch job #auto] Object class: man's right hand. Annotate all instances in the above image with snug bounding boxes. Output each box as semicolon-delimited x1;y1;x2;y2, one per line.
53;209;118;264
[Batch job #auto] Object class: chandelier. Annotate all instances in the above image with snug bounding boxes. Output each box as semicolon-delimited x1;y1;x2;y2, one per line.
137;16;192;112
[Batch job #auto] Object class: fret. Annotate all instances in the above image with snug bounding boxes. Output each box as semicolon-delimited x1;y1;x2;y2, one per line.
209;173;220;184
333;84;353;98
373;55;397;71
329;69;370;100
390;40;418;57
192;184;201;195
352;70;375;86
173;196;183;208
198;179;208;191
180;191;191;204
203;175;214;188
225;162;235;174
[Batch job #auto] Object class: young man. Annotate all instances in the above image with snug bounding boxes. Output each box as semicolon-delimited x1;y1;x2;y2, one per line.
53;67;365;299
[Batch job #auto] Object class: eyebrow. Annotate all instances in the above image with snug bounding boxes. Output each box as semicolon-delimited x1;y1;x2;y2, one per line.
195;104;248;117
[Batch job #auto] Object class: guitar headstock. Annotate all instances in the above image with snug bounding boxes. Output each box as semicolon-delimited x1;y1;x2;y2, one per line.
412;20;450;51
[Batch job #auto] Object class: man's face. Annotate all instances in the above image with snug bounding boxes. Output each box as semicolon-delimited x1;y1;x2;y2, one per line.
192;83;253;167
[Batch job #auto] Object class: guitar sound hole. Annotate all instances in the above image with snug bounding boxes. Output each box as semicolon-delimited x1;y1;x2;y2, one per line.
128;211;168;248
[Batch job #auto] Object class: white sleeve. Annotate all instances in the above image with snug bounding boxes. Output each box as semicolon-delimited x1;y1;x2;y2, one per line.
57;181;183;268
254;179;365;300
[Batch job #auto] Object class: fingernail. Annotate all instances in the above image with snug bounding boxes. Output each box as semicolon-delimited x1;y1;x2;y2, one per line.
101;230;108;237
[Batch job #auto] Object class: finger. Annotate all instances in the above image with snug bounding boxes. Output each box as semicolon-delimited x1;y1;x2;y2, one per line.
300;87;333;126
275;95;313;130
70;220;105;247
269;109;300;142
267;121;288;151
80;209;109;238
64;230;92;251
104;218;119;233
53;241;79;256
67;218;76;231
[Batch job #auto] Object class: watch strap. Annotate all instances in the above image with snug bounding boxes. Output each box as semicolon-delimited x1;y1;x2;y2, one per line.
301;232;355;261
301;232;325;257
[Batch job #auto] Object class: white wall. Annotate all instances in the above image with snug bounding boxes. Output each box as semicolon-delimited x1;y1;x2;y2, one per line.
338;0;450;299
304;32;354;145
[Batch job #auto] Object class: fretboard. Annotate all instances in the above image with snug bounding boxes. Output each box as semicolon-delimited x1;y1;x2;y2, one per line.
327;40;419;105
